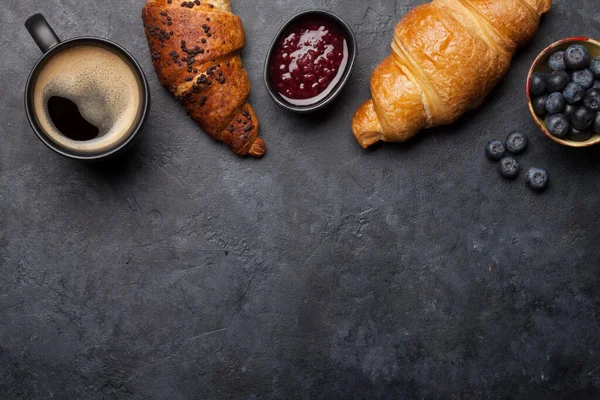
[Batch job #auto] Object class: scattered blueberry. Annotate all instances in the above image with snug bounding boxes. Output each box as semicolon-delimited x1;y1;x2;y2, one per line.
548;51;566;71
569;127;593;142
564;103;577;120
590;56;600;77
505;132;528;154
583;88;600;111
527;168;549;191
571;68;595;89
532;95;549;117
545;92;565;114
571;106;594;130
529;72;546;96
594;112;600;133
545;113;570;138
546;70;570;92
563;82;586;104
485;140;506;161
593;80;600;89
564;44;590;70
498;157;520;180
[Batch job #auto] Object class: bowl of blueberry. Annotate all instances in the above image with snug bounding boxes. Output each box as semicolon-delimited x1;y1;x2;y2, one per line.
527;37;600;147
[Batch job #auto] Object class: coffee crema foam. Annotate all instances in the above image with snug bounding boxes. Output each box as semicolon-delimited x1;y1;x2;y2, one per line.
33;44;141;154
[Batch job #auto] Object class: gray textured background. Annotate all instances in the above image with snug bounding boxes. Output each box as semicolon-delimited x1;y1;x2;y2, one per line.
2;0;600;399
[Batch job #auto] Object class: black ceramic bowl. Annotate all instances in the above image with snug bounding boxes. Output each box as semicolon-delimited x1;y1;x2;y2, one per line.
264;10;357;113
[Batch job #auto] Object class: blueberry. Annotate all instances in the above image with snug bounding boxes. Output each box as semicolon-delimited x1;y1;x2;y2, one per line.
485;140;506;161
594;112;600;133
548;51;566;71
546;70;570;92
498;157;520;180
583;88;600;111
532;95;549;117
529;72;546;96
572;106;594;130
564;44;590;70
545;113;570;138
593;80;600;89
545;92;565;114
571;68;594;89
568;127;593;142
527;168;549;191
590;56;600;77
563;82;586;104
505;132;528;154
564;103;577;120
541;71;551;82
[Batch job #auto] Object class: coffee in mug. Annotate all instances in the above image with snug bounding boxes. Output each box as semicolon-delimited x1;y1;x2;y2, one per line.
25;14;149;160
32;44;143;154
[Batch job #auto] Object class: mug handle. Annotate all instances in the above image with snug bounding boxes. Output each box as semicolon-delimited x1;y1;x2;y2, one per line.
25;14;61;53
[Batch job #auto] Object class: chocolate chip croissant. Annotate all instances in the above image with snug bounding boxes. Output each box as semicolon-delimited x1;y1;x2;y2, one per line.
352;0;552;148
142;0;266;157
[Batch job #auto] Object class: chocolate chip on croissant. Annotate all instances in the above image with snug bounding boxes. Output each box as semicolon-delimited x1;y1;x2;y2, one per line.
142;0;266;157
352;0;552;148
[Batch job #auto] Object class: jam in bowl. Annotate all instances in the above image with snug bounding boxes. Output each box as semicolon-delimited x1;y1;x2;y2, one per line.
264;11;357;113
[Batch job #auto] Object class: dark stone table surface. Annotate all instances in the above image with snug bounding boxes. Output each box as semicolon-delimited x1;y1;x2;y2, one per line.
2;1;600;399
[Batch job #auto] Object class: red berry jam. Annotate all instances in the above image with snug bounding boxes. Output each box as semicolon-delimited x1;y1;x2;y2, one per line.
269;17;349;106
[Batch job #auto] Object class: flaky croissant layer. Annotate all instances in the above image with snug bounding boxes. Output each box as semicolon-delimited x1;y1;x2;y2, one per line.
352;0;552;148
143;0;265;157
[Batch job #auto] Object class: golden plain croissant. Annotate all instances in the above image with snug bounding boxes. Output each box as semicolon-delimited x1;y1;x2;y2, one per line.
352;0;552;148
142;0;266;157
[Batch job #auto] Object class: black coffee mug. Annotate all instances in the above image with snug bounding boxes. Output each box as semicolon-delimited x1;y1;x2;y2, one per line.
24;14;150;161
